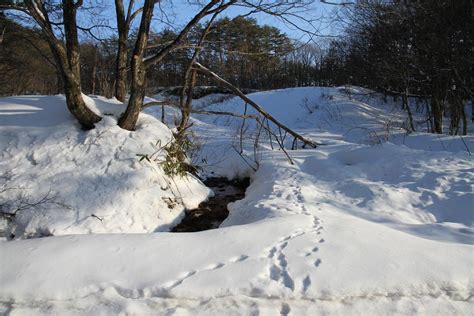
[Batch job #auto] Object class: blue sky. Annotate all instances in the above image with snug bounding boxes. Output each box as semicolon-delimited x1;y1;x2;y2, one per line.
153;1;341;40
92;1;342;43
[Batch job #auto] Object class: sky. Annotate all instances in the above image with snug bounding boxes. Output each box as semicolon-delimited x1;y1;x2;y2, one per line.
91;0;344;44
154;1;342;40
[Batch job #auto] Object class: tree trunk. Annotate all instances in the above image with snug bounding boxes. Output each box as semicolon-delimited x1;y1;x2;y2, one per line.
56;69;62;94
431;96;443;133
91;45;98;95
63;72;98;128
114;0;129;102
62;0;101;129
1;1;100;128
178;69;197;134
118;0;155;130
449;94;461;135
471;97;474;123
461;104;467;135
404;87;415;132
115;37;128;102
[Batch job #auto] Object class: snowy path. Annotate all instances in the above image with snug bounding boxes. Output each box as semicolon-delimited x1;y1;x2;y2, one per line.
1;88;473;314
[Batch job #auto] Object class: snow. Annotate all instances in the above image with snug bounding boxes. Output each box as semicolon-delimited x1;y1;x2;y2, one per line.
0;95;211;238
1;87;473;314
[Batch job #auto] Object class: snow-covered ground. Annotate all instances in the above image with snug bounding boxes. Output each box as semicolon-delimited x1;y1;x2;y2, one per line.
0;95;210;238
0;87;473;314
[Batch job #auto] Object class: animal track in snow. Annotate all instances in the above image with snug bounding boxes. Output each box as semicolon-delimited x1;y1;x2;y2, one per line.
267;235;295;291
302;275;312;293
230;254;249;263
165;253;250;290
280;302;291;315
268;246;278;258
167;270;197;289
207;262;225;270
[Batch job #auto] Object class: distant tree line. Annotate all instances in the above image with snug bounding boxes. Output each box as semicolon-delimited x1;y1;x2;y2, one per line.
320;0;473;135
0;13;331;97
0;1;471;135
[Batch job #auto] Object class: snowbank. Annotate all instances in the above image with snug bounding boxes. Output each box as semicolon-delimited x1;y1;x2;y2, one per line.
1;87;473;314
0;95;211;238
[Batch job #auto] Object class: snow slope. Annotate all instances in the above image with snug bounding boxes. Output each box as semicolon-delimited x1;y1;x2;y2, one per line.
1;87;473;314
0;95;211;238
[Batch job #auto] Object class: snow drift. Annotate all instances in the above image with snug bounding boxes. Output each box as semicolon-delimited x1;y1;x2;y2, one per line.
0;95;211;238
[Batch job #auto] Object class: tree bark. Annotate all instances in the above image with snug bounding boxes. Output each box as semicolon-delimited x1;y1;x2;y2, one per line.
114;0;130;102
471;97;474;123
8;0;102;129
61;0;101;129
118;0;229;131
118;0;155;130
431;96;443;134
115;38;128;102
177;10;221;134
91;45;98;95
461;104;467;135
403;87;415;132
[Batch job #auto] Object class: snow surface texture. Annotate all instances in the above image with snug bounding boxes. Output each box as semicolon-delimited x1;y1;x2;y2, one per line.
0;95;211;237
1;87;473;314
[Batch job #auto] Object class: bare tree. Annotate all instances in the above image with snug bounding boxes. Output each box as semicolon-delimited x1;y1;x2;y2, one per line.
0;0;101;129
118;0;230;130
114;0;143;102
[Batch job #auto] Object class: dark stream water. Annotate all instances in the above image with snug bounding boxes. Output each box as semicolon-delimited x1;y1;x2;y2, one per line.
171;177;250;232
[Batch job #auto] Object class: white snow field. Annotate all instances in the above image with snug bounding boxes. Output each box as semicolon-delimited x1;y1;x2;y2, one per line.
0;87;473;314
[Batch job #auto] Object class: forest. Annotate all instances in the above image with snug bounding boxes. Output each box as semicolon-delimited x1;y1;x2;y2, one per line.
1;1;472;134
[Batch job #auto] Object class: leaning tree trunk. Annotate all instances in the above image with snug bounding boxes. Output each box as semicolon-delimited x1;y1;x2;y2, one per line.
62;70;100;129
1;0;101;129
61;0;101;129
118;56;147;130
118;0;155;131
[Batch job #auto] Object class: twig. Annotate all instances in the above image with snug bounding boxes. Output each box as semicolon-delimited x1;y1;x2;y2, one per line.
460;136;472;156
192;62;320;149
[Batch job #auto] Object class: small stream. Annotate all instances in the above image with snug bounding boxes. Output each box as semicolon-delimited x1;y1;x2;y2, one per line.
171;177;250;232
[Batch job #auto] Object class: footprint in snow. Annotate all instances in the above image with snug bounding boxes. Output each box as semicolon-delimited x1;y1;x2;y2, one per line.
206;262;225;270
230;254;249;263
268;246;278;258
302;275;312;293
280;302;291;315
167;270;197;289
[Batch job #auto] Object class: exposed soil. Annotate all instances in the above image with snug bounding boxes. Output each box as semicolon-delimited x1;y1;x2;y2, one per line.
171;177;250;232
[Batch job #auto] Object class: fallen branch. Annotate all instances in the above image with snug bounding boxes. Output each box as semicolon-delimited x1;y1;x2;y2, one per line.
192;62;320;149
143;101;258;119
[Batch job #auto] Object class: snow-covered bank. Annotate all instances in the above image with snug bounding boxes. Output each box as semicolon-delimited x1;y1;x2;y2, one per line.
0;95;211;237
1;209;472;314
1;87;473;314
